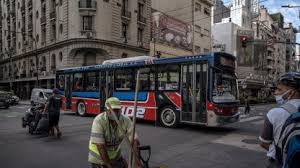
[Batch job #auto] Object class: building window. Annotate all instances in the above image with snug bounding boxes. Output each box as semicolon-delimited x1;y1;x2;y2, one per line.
41;25;46;44
82;16;93;31
51;0;56;12
121;53;128;58
51;24;56;41
122;23;128;42
59;52;63;61
36;11;39;18
204;48;209;53
59;24;63;34
51;54;56;70
18;2;20;8
138;28;143;43
122;0;129;13
138;2;144;18
18;42;21;49
18;21;20;28
59;0;63;6
36;34;39;42
204;7;210;16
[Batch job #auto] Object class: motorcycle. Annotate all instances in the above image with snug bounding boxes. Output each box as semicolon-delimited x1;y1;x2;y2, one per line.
22;104;48;134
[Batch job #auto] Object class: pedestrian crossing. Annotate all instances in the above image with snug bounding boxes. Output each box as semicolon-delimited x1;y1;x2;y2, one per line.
238;114;265;125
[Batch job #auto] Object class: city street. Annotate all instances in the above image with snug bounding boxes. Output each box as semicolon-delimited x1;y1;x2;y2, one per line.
0;103;277;168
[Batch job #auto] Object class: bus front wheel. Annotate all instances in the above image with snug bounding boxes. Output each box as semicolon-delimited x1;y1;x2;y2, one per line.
159;106;179;128
77;101;86;116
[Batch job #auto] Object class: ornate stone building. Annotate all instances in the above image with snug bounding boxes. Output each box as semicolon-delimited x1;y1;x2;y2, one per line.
0;0;151;99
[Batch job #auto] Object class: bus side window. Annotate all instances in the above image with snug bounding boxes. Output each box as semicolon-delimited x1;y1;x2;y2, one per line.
73;73;84;91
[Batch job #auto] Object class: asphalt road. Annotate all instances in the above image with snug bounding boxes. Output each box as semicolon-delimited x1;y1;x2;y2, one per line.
0;104;276;168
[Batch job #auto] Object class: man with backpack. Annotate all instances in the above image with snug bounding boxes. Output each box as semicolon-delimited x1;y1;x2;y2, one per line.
259;72;300;168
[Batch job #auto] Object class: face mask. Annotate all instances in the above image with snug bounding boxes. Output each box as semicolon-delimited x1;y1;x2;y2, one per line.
107;112;120;121
275;89;291;105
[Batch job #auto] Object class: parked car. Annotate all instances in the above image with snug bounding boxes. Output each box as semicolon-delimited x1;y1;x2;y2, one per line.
30;88;53;105
0;91;10;109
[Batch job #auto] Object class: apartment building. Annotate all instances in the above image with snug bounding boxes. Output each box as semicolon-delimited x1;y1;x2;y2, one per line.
0;0;151;99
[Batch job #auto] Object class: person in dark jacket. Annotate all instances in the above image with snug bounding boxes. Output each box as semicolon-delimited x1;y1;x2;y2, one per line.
44;88;62;138
244;96;250;114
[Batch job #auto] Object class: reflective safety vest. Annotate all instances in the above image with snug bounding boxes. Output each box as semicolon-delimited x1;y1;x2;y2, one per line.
88;113;133;165
88;140;122;165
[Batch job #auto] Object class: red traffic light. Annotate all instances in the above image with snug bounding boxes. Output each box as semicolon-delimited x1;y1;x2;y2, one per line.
241;36;248;48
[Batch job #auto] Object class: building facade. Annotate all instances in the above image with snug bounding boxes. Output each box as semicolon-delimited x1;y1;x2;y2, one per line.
213;0;230;24
284;23;297;72
0;0;151;99
152;0;213;56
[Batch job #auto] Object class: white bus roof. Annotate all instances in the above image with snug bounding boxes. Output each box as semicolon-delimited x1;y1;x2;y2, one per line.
102;56;155;65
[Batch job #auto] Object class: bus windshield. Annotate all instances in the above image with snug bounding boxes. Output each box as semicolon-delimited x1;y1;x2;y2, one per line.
212;71;238;103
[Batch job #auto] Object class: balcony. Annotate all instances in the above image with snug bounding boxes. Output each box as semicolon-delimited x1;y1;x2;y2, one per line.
121;10;131;23
40;16;46;24
266;56;273;60
78;0;97;11
137;15;146;25
50;11;56;20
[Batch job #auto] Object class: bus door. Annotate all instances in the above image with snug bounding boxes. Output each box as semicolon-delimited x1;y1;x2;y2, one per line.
99;71;106;112
181;62;207;124
99;71;114;112
65;74;73;110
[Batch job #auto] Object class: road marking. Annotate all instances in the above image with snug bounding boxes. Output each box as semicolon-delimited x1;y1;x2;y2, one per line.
212;134;265;153
239;116;262;123
239;114;250;118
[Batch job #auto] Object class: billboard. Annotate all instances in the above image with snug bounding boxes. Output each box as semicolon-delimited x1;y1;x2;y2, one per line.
152;11;192;51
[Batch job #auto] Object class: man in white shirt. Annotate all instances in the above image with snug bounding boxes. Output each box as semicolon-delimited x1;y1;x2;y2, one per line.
259;72;300;168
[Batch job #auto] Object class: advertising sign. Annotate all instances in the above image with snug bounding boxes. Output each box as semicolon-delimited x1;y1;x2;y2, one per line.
152;11;193;51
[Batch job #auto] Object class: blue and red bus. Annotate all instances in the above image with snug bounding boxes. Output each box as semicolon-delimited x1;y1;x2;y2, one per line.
56;52;240;127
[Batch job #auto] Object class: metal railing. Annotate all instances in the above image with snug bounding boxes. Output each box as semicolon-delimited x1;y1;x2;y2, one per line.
50;11;56;19
121;10;131;19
